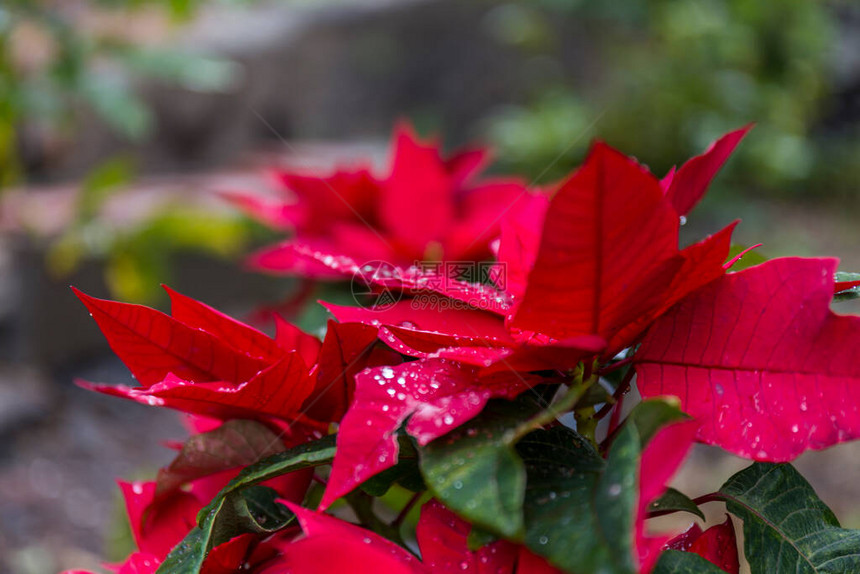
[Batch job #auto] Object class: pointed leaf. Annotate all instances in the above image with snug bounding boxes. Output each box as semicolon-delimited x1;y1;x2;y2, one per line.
73;288;268;386
80;352;315;422
664;126;751;217
516;424;637;574
636;257;860;461
652;550;728;574
719;462;860;573
155;420;285;497
834;271;860;302
648;488;705;521
157;435;336;574
164;286;284;362
510;142;683;348
419;397;543;538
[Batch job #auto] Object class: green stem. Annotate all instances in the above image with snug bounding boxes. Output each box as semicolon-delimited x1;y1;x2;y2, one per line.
510;372;593;442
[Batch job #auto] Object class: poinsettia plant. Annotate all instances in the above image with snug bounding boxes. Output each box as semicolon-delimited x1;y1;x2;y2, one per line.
63;124;860;574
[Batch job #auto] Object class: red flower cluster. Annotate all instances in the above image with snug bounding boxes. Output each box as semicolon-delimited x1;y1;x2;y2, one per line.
66;123;860;574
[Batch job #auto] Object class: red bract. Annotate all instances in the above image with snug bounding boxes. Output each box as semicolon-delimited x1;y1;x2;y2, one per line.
507;142;737;356
635;257;860;461
416;500;562;574
230;122;528;273
660;126;751;217
636;419;699;573
295;131;743;372
73;287;381;427
320;358;536;509
665;517;740;574
280;503;424;573
281;501;561;573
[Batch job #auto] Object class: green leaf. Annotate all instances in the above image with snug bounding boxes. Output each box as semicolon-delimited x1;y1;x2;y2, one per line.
419;396;543;539
835;272;860;302
156;434;336;574
719;462;860;573
517;424;639;574
648;487;705;520
235;486;294;533
652;550;728;573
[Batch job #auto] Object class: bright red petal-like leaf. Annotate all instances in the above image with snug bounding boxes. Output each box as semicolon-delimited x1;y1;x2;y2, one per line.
510;142;683;347
200;534;256;574
73;289;268;387
445;146;491;186
664;126;752;216
322;300;511;342
493;190;549;299
320;359;534;509
119;481;198;559
443;179;530;262
605;221;737;355
666;517;740;574
380;122;454;255
635;257;860;461
164;286;284;363
220;191;296;230
281;503;425;574
273;315;321;366
309;320;398;422
273;244;512;313
415;500;562;574
636;419;699;573
80;352;315;422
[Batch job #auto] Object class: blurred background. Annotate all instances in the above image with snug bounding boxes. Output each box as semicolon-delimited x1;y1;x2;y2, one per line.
0;1;859;572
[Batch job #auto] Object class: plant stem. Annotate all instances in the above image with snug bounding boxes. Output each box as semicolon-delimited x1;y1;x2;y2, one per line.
511;374;591;441
595;366;635;420
607;393;624;435
392;492;422;530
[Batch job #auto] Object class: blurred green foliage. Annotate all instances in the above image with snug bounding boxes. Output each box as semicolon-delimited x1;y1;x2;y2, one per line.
484;0;857;200
0;0;239;187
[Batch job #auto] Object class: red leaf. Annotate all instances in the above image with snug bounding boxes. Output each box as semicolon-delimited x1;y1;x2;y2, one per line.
309;320;396;422
73;288;269;387
79;352;315;422
635;257;860;461
416;500;562;574
281;503;424;574
666;517;740;574
118;481;198;559
636;419;699;573
273;315;322;367
605;221;737;354
164;286;284;362
664;126;752;216
835;279;860;294
322;300;511;340
320;359;534;509
493;190;550;298
509;142;683;348
380;122;455;254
